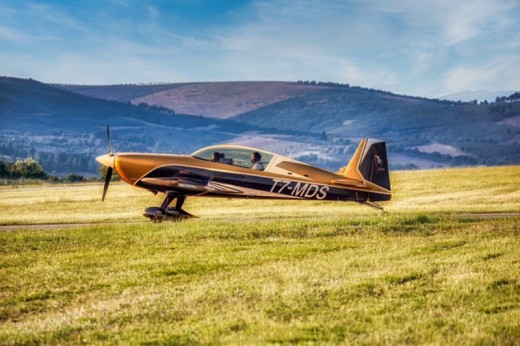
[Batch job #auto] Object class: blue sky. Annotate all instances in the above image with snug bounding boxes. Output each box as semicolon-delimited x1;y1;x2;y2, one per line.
1;0;519;98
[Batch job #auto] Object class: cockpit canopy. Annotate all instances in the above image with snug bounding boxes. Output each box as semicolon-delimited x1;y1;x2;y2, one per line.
191;145;274;170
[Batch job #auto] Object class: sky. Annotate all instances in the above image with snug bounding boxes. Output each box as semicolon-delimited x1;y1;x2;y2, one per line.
1;0;519;98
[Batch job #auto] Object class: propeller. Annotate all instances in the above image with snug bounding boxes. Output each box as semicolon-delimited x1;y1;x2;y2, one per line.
102;166;112;202
107;125;113;156
98;126;114;202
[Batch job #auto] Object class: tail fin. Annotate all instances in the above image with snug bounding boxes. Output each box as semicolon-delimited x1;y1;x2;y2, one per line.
341;139;391;195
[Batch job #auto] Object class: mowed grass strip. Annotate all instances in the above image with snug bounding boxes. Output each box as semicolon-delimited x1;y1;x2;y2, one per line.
0;217;519;344
0;166;519;226
0;166;519;344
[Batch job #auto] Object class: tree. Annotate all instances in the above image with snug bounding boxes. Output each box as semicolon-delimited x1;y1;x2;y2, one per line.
10;158;48;179
321;130;328;140
0;161;12;178
506;91;520;103
64;174;85;182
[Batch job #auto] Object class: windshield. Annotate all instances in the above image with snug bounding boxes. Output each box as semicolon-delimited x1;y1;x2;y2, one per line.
192;146;274;170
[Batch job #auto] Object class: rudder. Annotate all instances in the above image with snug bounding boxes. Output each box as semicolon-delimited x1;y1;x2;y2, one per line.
358;139;390;191
341;138;391;193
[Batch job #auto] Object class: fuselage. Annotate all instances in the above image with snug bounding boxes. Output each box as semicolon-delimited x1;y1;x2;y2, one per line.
96;144;391;203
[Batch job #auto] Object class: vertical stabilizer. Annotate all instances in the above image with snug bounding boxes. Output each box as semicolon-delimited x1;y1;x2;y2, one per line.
340;139;391;193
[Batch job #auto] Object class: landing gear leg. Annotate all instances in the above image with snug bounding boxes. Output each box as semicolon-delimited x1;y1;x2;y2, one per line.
143;194;197;223
161;194;175;210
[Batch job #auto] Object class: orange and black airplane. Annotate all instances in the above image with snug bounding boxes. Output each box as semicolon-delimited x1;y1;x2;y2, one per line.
97;127;391;222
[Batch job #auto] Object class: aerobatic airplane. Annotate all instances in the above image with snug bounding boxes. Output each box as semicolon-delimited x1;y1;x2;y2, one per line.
97;127;391;222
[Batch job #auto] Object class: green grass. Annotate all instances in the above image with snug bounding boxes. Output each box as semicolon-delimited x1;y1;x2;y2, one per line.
0;166;519;344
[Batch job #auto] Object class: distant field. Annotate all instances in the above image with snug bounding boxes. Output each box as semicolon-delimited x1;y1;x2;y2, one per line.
0;166;519;344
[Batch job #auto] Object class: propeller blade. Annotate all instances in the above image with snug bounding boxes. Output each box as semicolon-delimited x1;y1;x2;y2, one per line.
107;125;113;155
102;167;112;201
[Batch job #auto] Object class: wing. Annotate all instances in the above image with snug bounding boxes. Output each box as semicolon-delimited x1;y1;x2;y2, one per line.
138;166;244;194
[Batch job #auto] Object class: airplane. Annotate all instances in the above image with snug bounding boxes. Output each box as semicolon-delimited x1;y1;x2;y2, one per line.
96;127;391;222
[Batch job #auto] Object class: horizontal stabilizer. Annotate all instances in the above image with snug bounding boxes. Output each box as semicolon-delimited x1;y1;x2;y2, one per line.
330;178;365;186
276;161;336;181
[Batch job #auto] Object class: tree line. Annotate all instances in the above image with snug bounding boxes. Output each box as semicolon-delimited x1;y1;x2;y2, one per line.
0;158;110;183
495;91;520;103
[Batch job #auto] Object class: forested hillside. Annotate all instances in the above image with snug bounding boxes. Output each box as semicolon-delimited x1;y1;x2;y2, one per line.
232;86;520;166
0;77;262;175
57;80;520;170
2;77;519;175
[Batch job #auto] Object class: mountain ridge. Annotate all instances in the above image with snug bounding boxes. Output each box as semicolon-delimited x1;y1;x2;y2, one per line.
0;77;271;175
3;77;520;175
440;89;516;102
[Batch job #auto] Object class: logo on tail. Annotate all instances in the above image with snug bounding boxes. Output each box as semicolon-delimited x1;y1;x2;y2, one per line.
374;152;385;176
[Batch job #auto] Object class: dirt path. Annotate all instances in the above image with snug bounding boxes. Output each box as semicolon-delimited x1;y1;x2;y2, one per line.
458;213;520;219
0;221;147;232
1;213;519;232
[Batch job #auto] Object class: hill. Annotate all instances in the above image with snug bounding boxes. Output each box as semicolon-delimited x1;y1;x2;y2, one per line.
58;81;330;119
232;86;520;166
56;81;520;170
55;83;191;103
440;89;516;102
0;77;265;175
3;77;519;175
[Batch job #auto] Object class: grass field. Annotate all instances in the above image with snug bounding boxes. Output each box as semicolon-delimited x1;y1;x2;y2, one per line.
0;166;519;344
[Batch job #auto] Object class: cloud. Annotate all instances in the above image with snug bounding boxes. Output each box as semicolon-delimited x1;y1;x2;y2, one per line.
443;56;520;93
23;51;190;84
0;0;518;96
206;0;520;95
24;2;90;34
0;25;35;42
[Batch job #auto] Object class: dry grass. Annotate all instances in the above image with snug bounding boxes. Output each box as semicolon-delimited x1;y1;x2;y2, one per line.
1;166;518;225
0;166;519;344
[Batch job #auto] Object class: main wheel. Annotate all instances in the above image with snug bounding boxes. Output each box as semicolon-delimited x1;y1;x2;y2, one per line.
152;216;163;223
